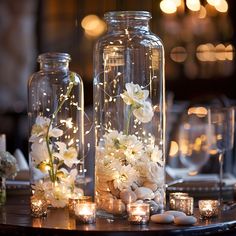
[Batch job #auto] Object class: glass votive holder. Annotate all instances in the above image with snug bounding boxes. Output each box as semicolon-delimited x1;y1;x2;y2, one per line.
75;202;96;224
174;196;194;215
68;196;92;216
198;200;219;219
169;192;189;210
128;203;150;225
31;195;47;218
68;198;79;216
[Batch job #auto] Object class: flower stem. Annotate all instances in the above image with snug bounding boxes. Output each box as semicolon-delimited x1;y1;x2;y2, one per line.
125;107;132;135
45;73;76;182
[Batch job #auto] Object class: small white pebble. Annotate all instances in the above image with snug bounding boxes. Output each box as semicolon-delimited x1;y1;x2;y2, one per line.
174;216;197;226
164;210;186;218
151;214;174;224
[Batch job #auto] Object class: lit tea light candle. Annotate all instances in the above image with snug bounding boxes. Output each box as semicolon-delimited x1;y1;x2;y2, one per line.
75;202;96;224
68;196;92;216
31;195;47;218
169;192;189;210
175;196;194;215
198;200;219;219
128;203;150;225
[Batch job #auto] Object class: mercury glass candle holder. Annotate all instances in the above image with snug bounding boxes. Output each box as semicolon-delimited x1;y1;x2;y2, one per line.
174;196;194;215
69;196;92;216
169;192;189;210
128;203;150;225
31;195;47;218
198;200;219;219
75;202;96;224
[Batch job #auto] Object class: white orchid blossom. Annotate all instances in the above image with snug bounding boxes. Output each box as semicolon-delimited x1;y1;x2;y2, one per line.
133;101;154;123
29;115;63;142
121;82;154;124
53;142;78;168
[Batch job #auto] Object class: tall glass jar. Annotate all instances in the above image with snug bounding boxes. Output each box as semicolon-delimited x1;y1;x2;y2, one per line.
28;52;84;208
93;11;165;218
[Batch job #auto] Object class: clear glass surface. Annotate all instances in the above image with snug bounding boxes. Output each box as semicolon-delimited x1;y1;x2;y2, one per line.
93;11;165;218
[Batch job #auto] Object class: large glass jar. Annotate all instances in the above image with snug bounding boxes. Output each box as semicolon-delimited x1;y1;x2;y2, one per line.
93;11;165;218
28;52;84;208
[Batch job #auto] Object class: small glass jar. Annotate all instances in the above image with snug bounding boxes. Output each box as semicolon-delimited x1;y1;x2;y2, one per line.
93;11;165;218
28;52;84;208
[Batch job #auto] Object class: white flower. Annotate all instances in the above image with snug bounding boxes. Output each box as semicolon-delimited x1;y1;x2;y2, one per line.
53;142;78;168
113;164;139;191
47;183;69;208
29;115;63;142
138;161;164;186
121;82;149;105
145;145;163;164
30;140;50;165
0;151;18;178
133;101;154;123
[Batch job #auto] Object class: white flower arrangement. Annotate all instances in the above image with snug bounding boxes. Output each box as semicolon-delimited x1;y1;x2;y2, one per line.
96;82;165;214
0;151;18;178
29;73;83;207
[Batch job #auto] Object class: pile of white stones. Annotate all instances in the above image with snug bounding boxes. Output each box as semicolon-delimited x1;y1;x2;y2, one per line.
151;210;197;226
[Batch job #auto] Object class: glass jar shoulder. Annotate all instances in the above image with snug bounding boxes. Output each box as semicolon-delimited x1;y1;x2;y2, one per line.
95;31;164;49
28;71;82;86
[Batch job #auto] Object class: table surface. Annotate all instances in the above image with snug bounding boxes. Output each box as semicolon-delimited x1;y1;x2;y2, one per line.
1;190;236;236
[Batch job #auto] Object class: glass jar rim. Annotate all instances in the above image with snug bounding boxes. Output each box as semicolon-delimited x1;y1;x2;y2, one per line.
38;52;71;63
104;11;152;21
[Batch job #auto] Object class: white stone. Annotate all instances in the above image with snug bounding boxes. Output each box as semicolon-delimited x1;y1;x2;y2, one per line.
143;182;158;192
134;187;155;200
164;210;186;218
174;216;197;225
120;190;137;204
151;214;174;224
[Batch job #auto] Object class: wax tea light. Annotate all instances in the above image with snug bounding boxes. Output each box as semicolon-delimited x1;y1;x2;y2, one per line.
198;200;219;219
75;202;96;224
31;195;47;218
175;196;194;215
128;203;150;225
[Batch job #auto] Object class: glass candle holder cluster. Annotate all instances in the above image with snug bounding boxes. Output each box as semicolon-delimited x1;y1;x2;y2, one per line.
30;195;48;218
127;203;150;225
198;200;219;219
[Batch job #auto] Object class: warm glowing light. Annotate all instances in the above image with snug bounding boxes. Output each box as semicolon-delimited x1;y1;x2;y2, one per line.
225;44;234;60
186;0;201;11
215;44;225;61
160;0;177;14
81;15;106;37
170;46;187;63
169;141;179;157
199;5;207;18
196;44;216;62
215;0;228;13
174;0;182;6
188;107;208;117
207;0;220;6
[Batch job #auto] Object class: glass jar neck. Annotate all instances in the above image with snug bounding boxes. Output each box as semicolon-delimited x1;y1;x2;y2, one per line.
105;11;151;33
38;52;71;72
